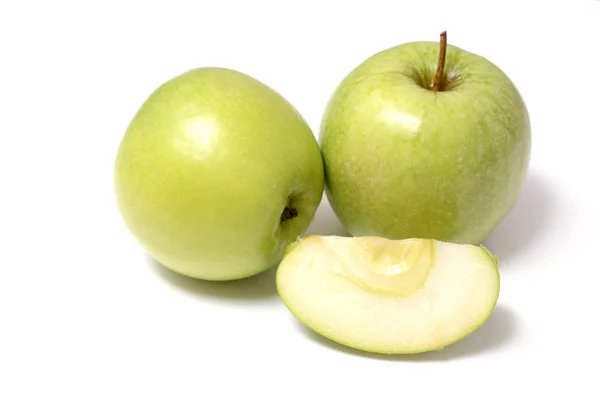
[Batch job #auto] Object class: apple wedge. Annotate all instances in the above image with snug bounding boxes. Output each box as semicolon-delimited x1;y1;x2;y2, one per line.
276;235;500;354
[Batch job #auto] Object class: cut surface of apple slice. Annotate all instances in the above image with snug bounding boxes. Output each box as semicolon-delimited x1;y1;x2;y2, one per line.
276;235;500;354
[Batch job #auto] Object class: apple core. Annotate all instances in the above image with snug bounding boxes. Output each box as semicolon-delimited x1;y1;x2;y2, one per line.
328;237;434;297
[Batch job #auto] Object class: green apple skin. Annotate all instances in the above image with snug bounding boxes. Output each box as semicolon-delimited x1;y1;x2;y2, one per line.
320;41;531;244
114;67;324;281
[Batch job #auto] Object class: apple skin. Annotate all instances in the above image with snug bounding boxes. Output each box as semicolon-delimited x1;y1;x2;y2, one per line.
319;41;531;244
114;67;324;280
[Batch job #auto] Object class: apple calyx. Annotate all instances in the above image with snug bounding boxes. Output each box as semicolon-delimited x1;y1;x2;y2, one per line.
431;30;447;92
280;206;299;222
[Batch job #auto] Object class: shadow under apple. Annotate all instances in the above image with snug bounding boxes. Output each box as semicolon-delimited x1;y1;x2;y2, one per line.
294;304;517;361
484;171;555;264
145;196;347;302
147;256;279;301
304;196;349;237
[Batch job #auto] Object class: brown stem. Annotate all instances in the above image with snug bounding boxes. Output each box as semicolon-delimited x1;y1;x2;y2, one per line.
432;31;447;92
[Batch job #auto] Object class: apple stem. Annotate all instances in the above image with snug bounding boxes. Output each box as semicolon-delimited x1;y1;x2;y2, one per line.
432;31;447;92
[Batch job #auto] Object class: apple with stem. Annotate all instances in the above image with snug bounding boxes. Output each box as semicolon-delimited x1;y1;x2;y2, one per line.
319;32;531;244
114;67;324;280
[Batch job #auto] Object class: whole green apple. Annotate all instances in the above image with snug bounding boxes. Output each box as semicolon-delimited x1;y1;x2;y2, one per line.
320;32;531;244
114;67;324;280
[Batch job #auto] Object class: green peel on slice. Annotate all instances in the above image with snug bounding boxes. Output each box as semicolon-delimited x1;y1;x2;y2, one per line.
276;235;500;355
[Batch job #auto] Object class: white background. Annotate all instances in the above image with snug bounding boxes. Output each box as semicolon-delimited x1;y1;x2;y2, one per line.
1;0;599;398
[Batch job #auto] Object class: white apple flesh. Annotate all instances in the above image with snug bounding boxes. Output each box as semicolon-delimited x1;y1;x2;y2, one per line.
277;235;500;354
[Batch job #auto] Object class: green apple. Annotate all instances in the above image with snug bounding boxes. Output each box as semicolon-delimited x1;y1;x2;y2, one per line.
114;67;324;281
319;32;531;244
276;235;500;354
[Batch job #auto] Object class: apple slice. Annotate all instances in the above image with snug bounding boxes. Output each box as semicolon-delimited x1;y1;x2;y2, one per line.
276;235;500;354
